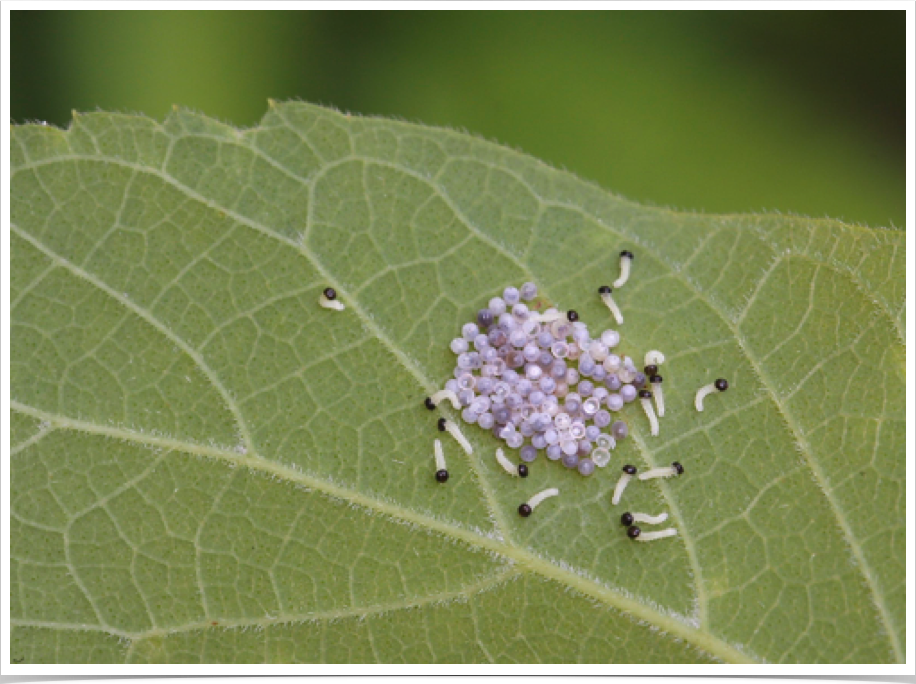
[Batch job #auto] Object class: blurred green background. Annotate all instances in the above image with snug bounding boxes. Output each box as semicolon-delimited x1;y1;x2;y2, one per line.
12;10;905;229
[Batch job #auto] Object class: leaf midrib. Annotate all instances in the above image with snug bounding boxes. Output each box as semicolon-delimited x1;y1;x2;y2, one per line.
10;399;753;664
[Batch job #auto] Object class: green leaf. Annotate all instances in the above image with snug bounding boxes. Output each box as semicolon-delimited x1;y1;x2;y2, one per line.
10;102;904;664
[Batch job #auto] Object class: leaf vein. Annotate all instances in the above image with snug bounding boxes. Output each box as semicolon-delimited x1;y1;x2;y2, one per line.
9;223;257;457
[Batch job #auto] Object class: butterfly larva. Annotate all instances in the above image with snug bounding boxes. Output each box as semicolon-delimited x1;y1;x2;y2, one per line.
319;287;345;311
620;511;669;526
611;464;637;505
518;487;559;517
649;374;665;417
434;439;448;483
438;417;473;455
637;462;684;481
644;350;665;367
627;526;678;541
495;447;528;477
613;250;634;289
425;389;461;411
695;378;728;412
598;286;623;325
639;389;659;436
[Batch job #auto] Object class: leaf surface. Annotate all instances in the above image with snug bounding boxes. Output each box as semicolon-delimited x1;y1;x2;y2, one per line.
9;102;905;664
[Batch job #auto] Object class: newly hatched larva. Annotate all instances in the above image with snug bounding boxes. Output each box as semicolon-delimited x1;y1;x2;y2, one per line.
424;389;462;411
627;526;678;542
534;308;564;324
644;350;665;367
598;286;624;325
496;447;529;478
319;287;345;311
648;373;665;417
518;487;560;517
613;250;634;289
638;461;684;481
611;464;637;505
695;378;728;412
638;389;659;436
620;511;669;526
434;439;449;483
438;417;473;455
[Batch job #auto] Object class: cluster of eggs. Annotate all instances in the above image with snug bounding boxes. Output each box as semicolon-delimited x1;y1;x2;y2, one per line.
437;283;652;476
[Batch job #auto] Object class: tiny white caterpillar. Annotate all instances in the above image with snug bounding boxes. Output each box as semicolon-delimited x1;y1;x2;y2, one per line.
319;287;345;311
621;511;669;526
533;309;563;324
495;448;528;477
598;286;623;325
639;389;659;436
649;374;665;418
425;389;461;411
519;488;559;516
628;527;678;542
638;462;684;481
695;378;728;412
644;350;665;367
612;250;634;289
433;439;449;483
611;465;637;505
438;418;473;455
